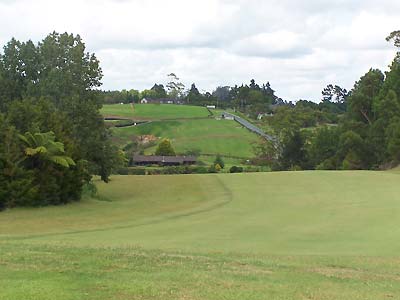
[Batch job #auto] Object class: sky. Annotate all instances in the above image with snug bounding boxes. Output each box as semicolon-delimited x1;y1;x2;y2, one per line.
0;0;399;102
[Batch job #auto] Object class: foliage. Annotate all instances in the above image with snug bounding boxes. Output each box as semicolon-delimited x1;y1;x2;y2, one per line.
155;139;176;156
214;154;225;169
166;73;185;99
229;165;243;173
257;32;400;171
0;32;118;208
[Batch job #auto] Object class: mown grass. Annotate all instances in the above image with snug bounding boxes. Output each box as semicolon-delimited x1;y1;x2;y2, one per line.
2;171;400;299
112;119;259;158
101;104;210;120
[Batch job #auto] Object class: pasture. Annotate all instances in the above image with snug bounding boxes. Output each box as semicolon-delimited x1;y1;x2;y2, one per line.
2;171;400;299
112;119;259;158
101;104;210;120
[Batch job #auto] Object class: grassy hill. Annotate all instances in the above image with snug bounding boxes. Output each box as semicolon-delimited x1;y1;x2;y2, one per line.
101;103;210;120
102;104;261;161
2;171;400;299
112;119;259;158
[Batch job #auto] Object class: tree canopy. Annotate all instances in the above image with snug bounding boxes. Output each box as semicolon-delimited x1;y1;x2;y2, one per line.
0;32;119;209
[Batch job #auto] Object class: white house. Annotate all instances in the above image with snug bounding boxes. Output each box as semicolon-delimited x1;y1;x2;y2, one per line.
206;105;216;109
140;98;148;104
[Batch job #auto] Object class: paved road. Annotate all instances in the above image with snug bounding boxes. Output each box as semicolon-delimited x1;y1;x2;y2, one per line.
222;112;276;142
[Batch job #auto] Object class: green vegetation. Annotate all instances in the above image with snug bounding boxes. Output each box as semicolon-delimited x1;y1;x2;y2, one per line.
2;171;400;299
254;32;400;171
101;103;210;120
155;139;176;156
0;32;118;209
112;119;259;158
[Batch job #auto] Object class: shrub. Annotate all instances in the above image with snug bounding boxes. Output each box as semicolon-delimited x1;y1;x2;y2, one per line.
230;166;243;173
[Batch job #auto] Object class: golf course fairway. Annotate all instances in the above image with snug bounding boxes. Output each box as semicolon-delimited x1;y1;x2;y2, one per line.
1;171;400;299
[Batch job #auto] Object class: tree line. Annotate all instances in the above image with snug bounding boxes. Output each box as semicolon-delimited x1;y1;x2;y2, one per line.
0;32;121;210
256;31;400;171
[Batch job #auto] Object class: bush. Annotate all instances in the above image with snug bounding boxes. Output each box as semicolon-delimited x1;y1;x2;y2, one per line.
230;166;244;173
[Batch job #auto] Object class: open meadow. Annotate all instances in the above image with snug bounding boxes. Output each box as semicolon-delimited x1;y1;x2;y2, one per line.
101;104;210;120
2;171;400;299
112;119;259;158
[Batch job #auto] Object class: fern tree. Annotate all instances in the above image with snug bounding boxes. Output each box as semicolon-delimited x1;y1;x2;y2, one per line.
19;131;75;168
19;131;81;206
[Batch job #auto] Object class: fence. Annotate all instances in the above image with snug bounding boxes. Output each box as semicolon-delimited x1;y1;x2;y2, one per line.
222;112;276;142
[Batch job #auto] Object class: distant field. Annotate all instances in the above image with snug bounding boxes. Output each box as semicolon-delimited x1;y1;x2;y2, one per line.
101;104;210;120
2;171;400;299
112;119;259;158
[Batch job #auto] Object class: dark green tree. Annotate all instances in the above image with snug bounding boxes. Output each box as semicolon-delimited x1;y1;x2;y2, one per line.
280;130;306;170
214;154;225;169
347;69;384;124
155;139;176;156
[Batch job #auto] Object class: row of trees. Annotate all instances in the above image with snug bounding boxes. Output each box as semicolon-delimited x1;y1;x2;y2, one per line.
0;32;120;210
257;31;400;171
102;75;282;113
103;77;349;123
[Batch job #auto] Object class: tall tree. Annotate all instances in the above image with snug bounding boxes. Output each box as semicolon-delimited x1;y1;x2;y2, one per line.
386;30;400;48
166;73;185;99
347;69;384;124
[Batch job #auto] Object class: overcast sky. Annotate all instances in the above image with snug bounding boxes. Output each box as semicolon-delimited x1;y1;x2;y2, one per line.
0;0;399;102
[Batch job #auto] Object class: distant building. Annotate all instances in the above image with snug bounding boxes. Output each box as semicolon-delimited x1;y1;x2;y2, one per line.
140;98;183;105
206;105;216;109
131;155;197;166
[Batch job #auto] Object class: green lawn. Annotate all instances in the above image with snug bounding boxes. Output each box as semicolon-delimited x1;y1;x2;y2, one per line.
2;171;400;299
101;104;210;120
112;119;259;158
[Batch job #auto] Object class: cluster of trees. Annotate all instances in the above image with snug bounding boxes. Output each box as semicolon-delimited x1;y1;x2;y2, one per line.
0;32;120;210
102;75;282;114
103;73;183;104
257;31;400;171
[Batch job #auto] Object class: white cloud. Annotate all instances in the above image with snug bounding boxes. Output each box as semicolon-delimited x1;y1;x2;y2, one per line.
0;0;399;101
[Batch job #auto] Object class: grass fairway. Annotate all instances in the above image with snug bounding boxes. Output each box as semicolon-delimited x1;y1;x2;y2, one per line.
112;119;259;157
2;171;400;299
101;104;210;120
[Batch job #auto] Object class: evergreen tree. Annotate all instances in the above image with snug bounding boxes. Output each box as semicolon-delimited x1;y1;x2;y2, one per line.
214;154;225;169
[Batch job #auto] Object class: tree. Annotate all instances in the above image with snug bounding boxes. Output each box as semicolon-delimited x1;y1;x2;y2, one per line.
17;131;84;206
155;139;176;156
185;83;204;104
19;131;75;168
337;131;366;169
166;73;185;99
308;126;340;169
0;114;36;209
214;154;225;169
386;118;400;162
322;84;349;104
212;86;231;103
280;129;306;170
386;30;400;48
347;69;384;124
0;32;120;208
150;83;167;98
